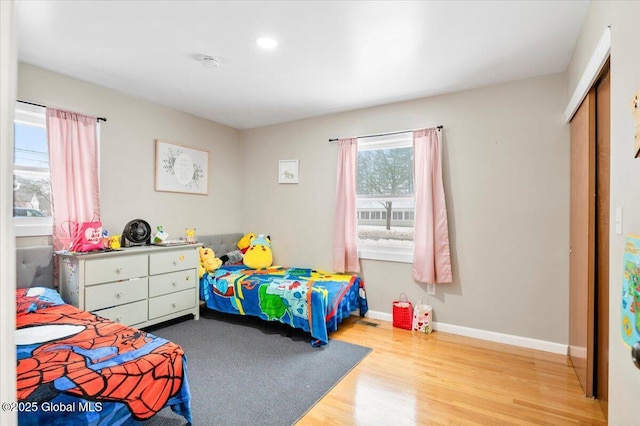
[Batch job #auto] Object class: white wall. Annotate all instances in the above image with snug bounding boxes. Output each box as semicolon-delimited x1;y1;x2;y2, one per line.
0;1;18;424
17;63;244;240
241;73;570;345
566;1;640;423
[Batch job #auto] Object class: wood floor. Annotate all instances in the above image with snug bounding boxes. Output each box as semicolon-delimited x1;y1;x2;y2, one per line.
297;317;607;425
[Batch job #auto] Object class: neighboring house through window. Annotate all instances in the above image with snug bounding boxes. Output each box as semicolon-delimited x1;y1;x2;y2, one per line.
356;131;414;262
13;102;52;237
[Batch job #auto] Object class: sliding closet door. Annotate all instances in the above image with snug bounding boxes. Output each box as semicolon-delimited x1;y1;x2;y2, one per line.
569;88;596;398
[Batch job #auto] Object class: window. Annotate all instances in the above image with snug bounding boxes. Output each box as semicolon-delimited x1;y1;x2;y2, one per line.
356;132;414;263
13;102;52;236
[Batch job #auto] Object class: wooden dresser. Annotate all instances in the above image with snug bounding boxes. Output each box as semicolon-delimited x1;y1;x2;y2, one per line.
58;244;200;328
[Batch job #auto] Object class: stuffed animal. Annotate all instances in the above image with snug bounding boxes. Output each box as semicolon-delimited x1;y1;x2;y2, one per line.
199;247;222;278
216;233;256;265
185;228;197;243
153;226;169;244
237;233;256;254
219;249;243;265
243;234;273;269
109;235;121;250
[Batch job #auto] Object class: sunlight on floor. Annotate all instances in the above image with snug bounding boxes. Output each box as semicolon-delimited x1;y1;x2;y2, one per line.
354;376;417;424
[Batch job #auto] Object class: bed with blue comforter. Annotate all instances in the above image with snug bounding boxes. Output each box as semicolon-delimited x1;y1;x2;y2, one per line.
200;266;368;346
15;287;192;425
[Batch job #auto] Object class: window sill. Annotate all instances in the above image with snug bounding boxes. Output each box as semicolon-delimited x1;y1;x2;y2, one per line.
358;247;413;264
14;219;53;237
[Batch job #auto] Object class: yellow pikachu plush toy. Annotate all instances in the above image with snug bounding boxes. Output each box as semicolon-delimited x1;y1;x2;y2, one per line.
199;247;222;278
237;233;256;253
109;236;121;250
185;228;196;243
243;234;273;269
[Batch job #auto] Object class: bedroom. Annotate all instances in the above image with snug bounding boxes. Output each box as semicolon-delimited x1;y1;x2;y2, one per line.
1;1;639;425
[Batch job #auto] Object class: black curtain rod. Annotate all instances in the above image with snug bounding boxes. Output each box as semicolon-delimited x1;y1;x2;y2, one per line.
329;125;442;142
17;100;107;122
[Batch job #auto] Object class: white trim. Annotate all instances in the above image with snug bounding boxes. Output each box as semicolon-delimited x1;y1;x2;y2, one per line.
14;101;45;126
13;218;53;237
365;309;568;355
358;247;413;263
366;310;393;322
434;322;568;355
564;26;611;123
1;1;17;424
357;132;412;150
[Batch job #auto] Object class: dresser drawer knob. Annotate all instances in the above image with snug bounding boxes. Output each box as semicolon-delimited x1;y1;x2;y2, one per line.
115;267;123;274
173;260;178;266
116;292;124;298
171;302;177;308
115;316;122;323
172;281;177;287
185;275;190;281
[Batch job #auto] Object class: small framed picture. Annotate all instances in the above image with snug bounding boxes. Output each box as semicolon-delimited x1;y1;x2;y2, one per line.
278;159;299;184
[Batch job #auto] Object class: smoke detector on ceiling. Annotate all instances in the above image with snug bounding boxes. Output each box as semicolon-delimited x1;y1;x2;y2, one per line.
200;56;220;68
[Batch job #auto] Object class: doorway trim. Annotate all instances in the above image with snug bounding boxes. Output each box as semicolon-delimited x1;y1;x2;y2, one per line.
564;26;611;123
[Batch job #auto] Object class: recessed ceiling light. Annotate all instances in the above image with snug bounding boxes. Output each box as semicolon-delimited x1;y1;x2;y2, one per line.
256;37;277;49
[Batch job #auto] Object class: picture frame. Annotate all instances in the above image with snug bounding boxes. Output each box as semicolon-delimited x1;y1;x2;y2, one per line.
155;140;209;195
278;159;299;184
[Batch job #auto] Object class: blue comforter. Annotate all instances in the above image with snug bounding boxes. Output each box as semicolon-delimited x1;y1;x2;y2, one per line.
200;266;368;346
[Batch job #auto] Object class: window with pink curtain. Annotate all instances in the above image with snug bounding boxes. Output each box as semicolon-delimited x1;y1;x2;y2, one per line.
333;138;360;273
46;108;100;252
333;128;451;283
412;128;452;283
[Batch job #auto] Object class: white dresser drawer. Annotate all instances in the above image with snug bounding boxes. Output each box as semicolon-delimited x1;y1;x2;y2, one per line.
85;254;148;286
85;278;149;311
94;300;148;326
149;248;197;275
148;288;196;319
59;246;201;329
149;269;197;298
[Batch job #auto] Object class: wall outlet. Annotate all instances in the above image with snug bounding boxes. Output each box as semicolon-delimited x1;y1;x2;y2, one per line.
427;283;436;295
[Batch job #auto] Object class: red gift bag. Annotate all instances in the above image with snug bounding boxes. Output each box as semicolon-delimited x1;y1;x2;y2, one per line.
392;293;413;330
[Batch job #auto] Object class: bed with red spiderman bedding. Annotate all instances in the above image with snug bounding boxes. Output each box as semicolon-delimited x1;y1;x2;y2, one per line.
15;287;192;425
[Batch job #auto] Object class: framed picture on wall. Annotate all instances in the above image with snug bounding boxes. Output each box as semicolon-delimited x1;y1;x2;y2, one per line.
155;140;209;194
278;159;299;184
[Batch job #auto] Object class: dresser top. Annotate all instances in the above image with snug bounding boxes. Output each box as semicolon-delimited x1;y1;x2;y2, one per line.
56;243;201;259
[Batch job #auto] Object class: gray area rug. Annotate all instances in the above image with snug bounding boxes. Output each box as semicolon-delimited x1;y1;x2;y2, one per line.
141;307;371;426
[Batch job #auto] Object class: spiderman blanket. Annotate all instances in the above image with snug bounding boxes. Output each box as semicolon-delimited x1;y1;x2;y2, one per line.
200;266;368;346
16;289;192;426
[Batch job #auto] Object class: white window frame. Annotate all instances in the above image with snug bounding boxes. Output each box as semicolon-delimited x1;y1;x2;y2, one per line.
13;102;101;238
13;102;52;237
356;132;414;263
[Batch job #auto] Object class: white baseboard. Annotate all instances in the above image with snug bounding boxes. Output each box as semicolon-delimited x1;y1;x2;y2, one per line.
365;310;568;355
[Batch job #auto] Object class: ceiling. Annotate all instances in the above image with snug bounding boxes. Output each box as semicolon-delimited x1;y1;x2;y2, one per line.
15;1;590;130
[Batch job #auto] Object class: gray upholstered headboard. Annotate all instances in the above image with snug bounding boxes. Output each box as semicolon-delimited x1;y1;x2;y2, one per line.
197;233;243;257
16;246;55;289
